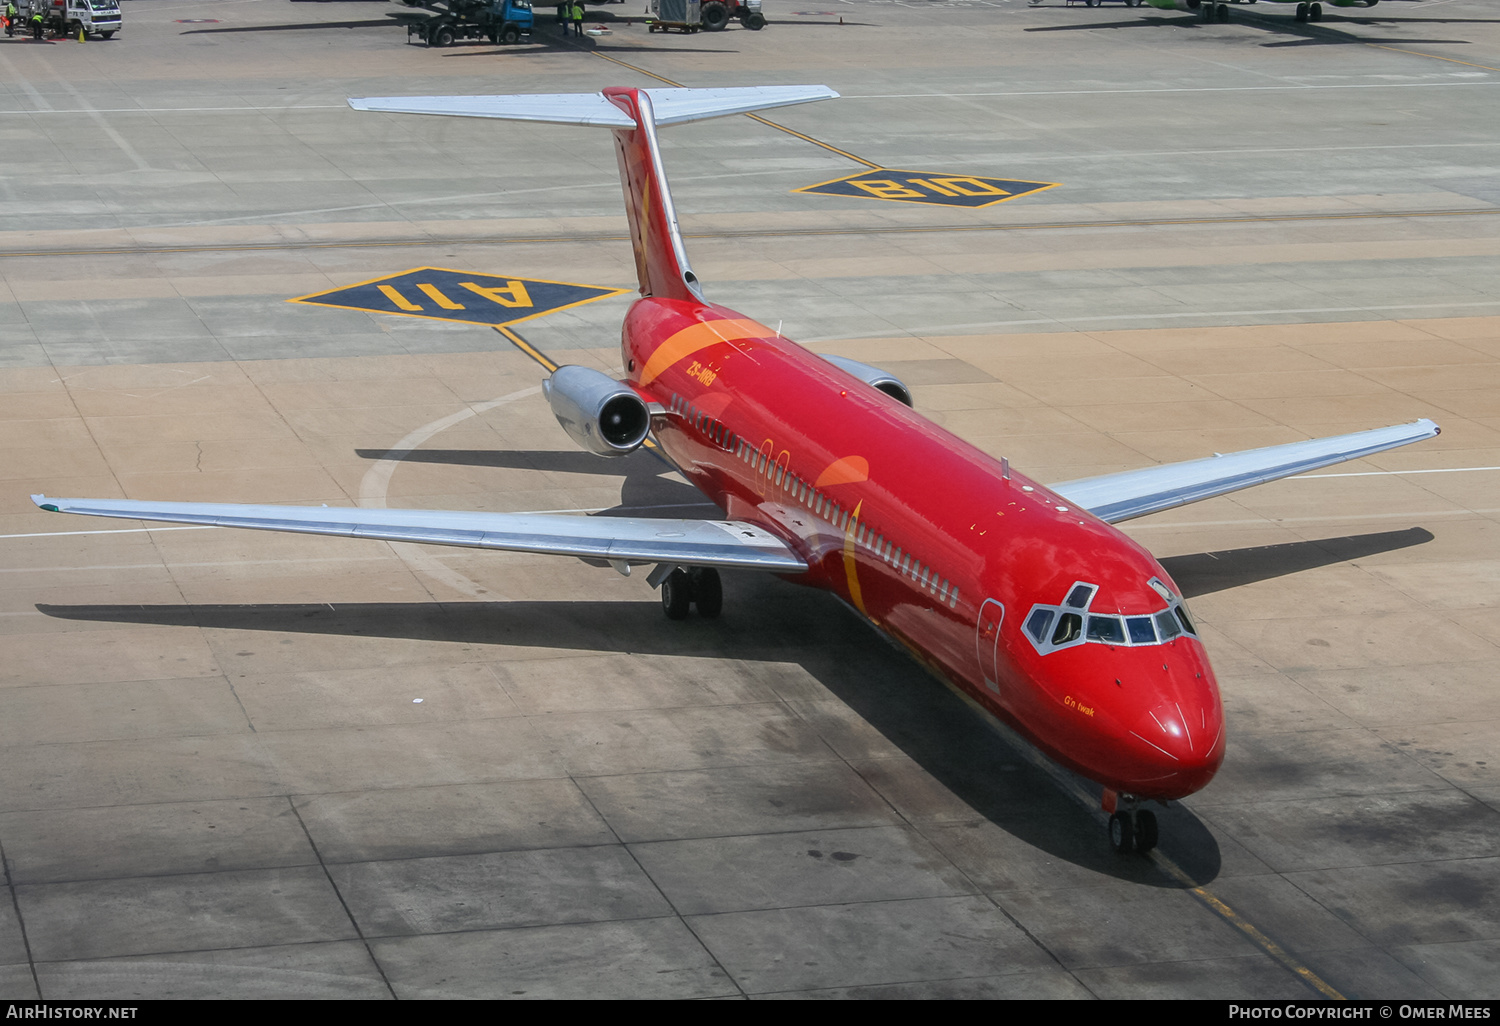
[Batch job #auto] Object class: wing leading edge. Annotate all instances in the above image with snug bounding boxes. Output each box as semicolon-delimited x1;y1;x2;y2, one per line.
1051;419;1441;525
30;496;808;573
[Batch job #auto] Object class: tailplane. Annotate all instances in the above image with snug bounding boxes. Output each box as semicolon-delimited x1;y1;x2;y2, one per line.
350;86;838;302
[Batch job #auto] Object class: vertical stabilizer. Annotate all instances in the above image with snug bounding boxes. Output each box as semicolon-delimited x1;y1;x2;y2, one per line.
602;88;701;302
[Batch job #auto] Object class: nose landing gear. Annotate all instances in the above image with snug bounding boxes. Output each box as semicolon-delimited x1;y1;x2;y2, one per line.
1105;793;1159;854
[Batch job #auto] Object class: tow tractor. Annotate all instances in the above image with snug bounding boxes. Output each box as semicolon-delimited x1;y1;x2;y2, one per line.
391;0;534;46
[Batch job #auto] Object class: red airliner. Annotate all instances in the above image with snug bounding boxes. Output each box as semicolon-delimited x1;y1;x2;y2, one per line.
33;86;1438;853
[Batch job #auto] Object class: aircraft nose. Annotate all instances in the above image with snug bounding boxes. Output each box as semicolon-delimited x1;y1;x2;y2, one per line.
1131;693;1223;798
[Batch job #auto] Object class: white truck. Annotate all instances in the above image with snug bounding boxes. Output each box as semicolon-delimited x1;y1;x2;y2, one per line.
24;0;120;39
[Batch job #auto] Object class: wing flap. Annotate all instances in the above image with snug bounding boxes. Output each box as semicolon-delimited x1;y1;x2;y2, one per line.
1051;419;1441;524
31;496;807;572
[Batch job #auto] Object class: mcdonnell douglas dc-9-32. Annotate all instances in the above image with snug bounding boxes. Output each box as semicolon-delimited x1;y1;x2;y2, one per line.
32;85;1438;853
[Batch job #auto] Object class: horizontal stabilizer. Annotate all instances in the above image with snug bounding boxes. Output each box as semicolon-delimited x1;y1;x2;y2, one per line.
1052;419;1441;524
31;496;809;573
349;85;839;128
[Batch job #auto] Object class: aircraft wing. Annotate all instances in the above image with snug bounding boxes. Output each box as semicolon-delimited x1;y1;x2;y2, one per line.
1050;419;1441;525
29;496;808;572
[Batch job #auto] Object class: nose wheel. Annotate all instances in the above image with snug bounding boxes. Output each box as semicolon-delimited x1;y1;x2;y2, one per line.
1108;804;1158;855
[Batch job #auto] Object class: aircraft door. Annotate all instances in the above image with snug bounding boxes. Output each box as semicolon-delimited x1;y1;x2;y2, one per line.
976;598;1005;694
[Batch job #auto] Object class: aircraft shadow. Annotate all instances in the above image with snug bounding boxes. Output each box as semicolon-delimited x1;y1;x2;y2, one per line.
180;19;397;34
1161;527;1433;599
39;574;1220;886
352;447;717;517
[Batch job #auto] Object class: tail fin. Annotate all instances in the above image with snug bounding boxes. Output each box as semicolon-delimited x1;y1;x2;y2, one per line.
349;86;838;302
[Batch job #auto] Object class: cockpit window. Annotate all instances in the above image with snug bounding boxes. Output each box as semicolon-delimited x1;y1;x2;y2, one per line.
1064;583;1096;609
1051;613;1082;646
1022;580;1197;655
1025;608;1055;644
1086;615;1126;645
1154;610;1182;641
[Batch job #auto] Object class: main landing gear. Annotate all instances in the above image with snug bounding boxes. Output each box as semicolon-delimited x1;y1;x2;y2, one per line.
1199;2;1231;22
1105;792;1159;855
657;567;723;620
1295;1;1322;20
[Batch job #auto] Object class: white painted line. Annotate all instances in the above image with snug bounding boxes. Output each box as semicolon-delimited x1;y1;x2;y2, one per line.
1124;507;1500;530
819;300;1500;340
846;83;1500;100
1296;466;1500;479
0;105;345;116
359;385;543;600
0;526;214;540
0;555;392;574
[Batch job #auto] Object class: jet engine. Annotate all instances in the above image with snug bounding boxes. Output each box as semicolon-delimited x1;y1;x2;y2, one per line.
544;365;651;457
820;354;914;408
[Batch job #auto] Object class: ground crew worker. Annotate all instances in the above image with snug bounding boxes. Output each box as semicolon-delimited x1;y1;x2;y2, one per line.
556;1;566;35
30;8;43;38
3;2;16;37
570;0;583;36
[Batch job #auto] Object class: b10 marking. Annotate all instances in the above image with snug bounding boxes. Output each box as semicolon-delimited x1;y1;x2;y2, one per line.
290;267;630;327
795;169;1057;208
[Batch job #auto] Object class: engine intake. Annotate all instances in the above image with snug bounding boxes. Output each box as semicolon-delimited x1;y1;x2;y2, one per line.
544;365;651;457
820;354;914;408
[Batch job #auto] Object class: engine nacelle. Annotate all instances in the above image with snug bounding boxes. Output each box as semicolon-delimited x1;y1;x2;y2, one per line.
819;354;914;408
544;365;651;457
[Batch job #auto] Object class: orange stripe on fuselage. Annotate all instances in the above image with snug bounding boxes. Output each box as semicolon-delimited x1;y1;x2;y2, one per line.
639;317;771;386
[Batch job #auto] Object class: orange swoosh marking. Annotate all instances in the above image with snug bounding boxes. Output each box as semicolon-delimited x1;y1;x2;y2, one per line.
639;317;770;385
844;499;868;618
816;455;869;488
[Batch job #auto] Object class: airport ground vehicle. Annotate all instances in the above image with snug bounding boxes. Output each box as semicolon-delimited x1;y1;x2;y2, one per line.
649;0;762;31
647;0;700;32
393;0;533;46
702;0;763;30
26;0;119;38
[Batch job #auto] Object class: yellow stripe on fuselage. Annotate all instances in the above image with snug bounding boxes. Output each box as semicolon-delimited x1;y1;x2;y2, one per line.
639;317;771;385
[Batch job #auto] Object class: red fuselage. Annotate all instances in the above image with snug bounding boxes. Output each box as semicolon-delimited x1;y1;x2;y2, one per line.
623;297;1224;800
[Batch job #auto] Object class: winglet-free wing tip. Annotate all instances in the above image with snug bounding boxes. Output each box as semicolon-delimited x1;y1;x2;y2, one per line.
32;494;59;512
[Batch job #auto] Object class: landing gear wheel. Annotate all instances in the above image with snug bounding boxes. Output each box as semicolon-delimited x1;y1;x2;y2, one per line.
1135;810;1159;853
500;24;520;42
1295;1;1308;20
1309;1;1322;19
661;570;693;620
1216;2;1229;19
700;0;729;30
1109;811;1135;855
691;568;723;619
